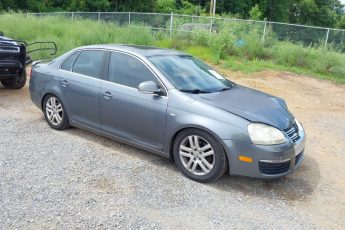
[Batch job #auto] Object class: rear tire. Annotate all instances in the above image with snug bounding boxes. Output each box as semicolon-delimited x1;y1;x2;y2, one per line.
43;94;70;130
173;129;228;183
1;70;27;89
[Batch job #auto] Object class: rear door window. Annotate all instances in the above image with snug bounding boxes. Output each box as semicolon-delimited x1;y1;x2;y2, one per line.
72;50;105;79
61;51;80;71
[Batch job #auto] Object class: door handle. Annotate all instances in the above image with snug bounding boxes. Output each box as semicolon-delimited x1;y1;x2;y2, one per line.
103;91;112;98
61;80;69;87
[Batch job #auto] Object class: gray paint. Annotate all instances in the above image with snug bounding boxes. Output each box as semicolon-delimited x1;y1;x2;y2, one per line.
190;85;294;130
29;45;306;178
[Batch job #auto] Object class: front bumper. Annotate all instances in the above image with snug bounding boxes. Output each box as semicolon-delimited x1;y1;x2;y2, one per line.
223;130;306;178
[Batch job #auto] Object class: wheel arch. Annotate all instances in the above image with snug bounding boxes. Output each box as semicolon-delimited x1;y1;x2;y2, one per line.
40;91;71;130
41;93;52;110
167;125;230;166
40;89;65;112
41;92;60;111
40;91;71;126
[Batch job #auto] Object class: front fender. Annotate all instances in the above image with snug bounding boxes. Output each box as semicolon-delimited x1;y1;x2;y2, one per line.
162;90;252;154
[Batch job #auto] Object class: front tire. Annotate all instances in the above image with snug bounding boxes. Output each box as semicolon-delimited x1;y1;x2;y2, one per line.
1;70;27;89
43;94;70;130
173;129;228;183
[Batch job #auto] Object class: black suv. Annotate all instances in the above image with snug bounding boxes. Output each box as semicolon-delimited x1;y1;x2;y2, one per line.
0;32;30;89
0;32;56;89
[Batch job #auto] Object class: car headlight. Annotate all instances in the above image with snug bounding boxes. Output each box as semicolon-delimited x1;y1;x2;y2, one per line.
295;119;304;135
248;123;286;145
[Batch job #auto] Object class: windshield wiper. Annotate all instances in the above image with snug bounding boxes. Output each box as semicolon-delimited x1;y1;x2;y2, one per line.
217;87;231;92
179;89;210;94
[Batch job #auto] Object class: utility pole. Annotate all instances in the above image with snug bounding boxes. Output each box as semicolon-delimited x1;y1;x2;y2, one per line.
210;0;216;16
213;0;216;16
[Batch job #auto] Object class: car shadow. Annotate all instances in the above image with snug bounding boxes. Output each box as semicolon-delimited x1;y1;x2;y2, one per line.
63;126;319;201
210;154;320;202
63;127;176;169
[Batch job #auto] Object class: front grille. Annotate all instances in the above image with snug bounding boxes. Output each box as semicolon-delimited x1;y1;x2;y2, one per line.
259;160;291;175
284;122;300;143
295;152;303;165
0;47;19;52
0;44;20;53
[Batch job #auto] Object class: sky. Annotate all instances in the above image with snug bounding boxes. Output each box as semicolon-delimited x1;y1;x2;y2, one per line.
341;0;345;4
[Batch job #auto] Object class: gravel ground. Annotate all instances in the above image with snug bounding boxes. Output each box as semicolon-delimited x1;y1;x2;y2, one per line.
1;70;345;229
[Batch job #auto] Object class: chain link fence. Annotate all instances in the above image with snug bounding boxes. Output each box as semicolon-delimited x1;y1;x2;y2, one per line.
27;12;345;52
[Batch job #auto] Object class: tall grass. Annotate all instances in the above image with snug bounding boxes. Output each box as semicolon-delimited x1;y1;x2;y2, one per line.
184;22;345;79
0;13;344;82
270;42;345;77
188;21;273;60
0;13;155;59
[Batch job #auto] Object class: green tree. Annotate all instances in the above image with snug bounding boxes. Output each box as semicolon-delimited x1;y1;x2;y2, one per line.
0;0;344;28
337;15;345;29
217;0;254;17
256;0;292;22
155;0;176;13
288;0;344;27
178;0;205;15
249;4;263;20
110;0;156;12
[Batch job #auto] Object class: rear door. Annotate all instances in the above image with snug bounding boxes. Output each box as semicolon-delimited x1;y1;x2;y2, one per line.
58;49;106;130
100;51;168;150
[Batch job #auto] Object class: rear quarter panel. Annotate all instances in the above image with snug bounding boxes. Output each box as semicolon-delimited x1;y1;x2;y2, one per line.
29;64;63;111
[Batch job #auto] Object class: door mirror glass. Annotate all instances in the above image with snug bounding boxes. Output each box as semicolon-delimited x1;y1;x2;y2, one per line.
138;81;162;95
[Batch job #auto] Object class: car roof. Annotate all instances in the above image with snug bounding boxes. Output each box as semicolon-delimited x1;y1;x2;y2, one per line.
78;44;188;57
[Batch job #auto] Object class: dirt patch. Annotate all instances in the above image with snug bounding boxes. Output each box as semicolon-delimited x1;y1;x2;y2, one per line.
223;69;345;227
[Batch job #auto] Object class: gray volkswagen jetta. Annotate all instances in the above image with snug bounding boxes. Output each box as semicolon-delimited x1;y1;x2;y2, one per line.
29;45;306;182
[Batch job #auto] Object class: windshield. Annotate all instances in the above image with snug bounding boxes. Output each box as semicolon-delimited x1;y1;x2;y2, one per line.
148;55;232;93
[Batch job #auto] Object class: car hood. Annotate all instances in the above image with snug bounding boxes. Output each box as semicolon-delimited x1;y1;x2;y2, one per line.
189;85;294;130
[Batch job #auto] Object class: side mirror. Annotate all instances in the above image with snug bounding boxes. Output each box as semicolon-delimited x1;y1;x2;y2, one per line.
138;81;162;95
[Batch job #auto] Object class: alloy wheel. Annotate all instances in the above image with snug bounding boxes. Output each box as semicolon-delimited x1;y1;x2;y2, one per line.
179;135;215;176
45;96;63;126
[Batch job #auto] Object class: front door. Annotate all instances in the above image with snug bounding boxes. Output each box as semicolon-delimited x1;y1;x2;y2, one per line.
100;51;168;150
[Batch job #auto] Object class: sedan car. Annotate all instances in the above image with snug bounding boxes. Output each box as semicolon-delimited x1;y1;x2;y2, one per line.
29;45;306;182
